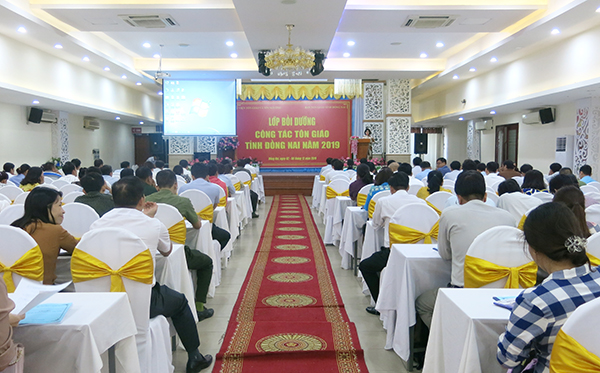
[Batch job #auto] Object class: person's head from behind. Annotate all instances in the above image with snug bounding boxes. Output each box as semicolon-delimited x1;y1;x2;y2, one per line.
120;161;130;169
388;162;399;172
374;167;393;186
450;161;461;171
388;172;409;193
62;162;76;176
356;164;373;184
144;161;155;170
93;159;104;168
549;162;561;174
217;163;228;176
179;159;189;168
421;161;431;170
436;157;447;169
191;163;209;180
549;174;579;194
155;160;165;169
332;159;344;171
41;162;56;172
16;164;30;175
3;162;14;174
476;163;486;173
454;170;485;203
552;186;589;238
387;159;396;166
579;164;593;178
520;164;533;175
461;159;477;171
173;165;184;176
523;202;589;273
497;179;522;196
359;158;368;164
12;187;64;228
80;172;104;194
398;163;412;176
486;161;499;174
135;166;153;184
236;159;245;167
502;160;515;171
21;167;43;186
100;165;112;176
0;172;8;184
560;167;573;175
522;170;546;190
112;177;145;208
413;157;422;167
426;170;443;194
326;157;333;165
71;158;81;169
347;158;354;169
156;169;177;190
207;162;218;177
86;166;101;176
367;162;376;173
120;168;134;178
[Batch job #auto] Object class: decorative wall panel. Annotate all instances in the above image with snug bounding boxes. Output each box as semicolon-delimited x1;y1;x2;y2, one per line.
386;117;411;154
52;111;69;164
363;82;384;120
167;136;194;154
387;79;411;114
467;121;481;161
196;136;217;154
575;103;590;172
369;122;384;155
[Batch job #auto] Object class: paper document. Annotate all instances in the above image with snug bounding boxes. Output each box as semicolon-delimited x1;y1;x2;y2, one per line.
19;303;72;325
8;279;71;315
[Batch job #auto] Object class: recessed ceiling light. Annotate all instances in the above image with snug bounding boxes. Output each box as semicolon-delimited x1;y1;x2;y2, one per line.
226;41;234;47
143;42;151;48
453;75;459;79
115;116;120;120
179;43;189;47
551;28;560;35
17;27;26;34
139;121;144;125
153;54;161;59
136;82;142;86
490;57;498;63
281;0;296;3
103;66;110;71
32;100;39;105
390;42;402;46
420;52;428;58
343;52;350;58
347;40;355;46
82;56;90;62
458;117;464;121
54;43;63;49
158;91;163;95
230;53;238;58
469;67;476;72
436;42;444;48
490;110;496;115
121;74;127;79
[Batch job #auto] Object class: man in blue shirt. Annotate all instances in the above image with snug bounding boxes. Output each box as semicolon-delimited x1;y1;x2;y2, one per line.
415;161;433;181
436;157;451;176
579;164;596;184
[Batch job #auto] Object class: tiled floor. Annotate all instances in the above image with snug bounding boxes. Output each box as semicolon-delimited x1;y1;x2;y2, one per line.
173;196;410;373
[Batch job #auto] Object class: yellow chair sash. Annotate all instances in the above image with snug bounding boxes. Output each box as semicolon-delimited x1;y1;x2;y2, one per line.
326;186;349;199
71;248;154;292
168;219;187;244
218;196;227;207
550;328;600;373
389;222;439;245
357;194;367;207
197;204;214;223
234;182;242;191
0;246;44;292
518;214;527;230
320;175;326;181
243;180;252;187
368;199;376;219
588;253;600;267
426;201;442;215
464;255;537;289
251;174;256;181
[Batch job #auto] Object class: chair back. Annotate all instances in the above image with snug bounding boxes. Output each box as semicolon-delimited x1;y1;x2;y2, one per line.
586;233;600;267
357;184;373;207
486;192;499;205
388;203;439;244
345;170;356;178
408;179;424;196
0;205;24;225
175;175;187;187
442;179;455;189
368;190;391;219
531;192;553;203
179;189;214;223
497;192;542;224
217;185;227;207
60;184;83;195
512;176;524;186
61;203;99;238
0;194;10;205
42;177;54;184
581;185;598;195
13;192;29;205
0;186;23;203
52;179;70;189
586;181;600;191
464;226;536;288
155;203;186;244
490;180;503;192
62;191;84;204
0;201;9;213
586;192;600;207
326;179;350;199
587;205;600;228
425;191;453;213
0;226;44;291
227;175;242;191
549;296;600;372
236;171;251;187
331;173;350;182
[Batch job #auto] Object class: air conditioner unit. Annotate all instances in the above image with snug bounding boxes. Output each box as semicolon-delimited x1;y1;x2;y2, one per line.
522;111;541;125
40;111;57;123
404;15;457;28
83;117;100;130
555;135;574;169
474;119;493;131
119;14;179;28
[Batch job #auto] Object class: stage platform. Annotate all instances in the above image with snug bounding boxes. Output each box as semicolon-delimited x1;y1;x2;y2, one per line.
262;172;317;196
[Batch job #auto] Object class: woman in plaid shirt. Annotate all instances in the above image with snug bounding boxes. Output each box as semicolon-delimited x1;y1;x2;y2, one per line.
497;202;600;373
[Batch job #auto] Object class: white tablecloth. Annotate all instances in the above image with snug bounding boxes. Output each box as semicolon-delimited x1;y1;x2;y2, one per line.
312;177;324;209
225;197;240;242
375;244;451;361
423;288;523;373
214;206;233;256
251;175;265;203
233;191;249;227
155;244;198;322
362;221;384;262
338;207;368;269
318;184;328;216
331;197;354;246
13;292;140;373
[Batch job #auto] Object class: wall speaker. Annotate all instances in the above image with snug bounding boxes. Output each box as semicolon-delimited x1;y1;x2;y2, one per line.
258;51;271;77
28;107;43;124
310;51;325;76
149;133;164;154
414;133;428;154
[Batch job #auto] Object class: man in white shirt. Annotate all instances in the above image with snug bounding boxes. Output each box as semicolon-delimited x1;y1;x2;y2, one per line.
100;165;118;186
546;162;562;183
412;157;422;176
320;158;333;175
496;180;542;224
112;161;130;178
416;171;515;327
324;159;347;184
484;161;505;187
90;177;213;372
359;172;426;315
443;160;462;181
60;162;79;183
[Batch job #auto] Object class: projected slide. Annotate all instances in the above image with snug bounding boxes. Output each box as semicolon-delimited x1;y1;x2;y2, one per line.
163;80;236;136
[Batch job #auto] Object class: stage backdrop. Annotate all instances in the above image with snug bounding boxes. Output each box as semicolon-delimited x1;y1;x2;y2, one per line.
236;100;351;167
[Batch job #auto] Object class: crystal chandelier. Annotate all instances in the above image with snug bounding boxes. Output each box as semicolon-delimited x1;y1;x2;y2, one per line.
265;24;314;77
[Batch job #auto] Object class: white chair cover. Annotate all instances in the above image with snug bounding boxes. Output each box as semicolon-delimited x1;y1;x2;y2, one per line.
323;179;350;244
531;192;553;203
42;178;53;184
408;179;424;196
425;191;453;212
12;192;29;205
0;226;43;289
388;203;440;244
62;191;84;204
0;205;24;225
586;233;600;264
581;185;598;195
586;205;600;227
490;180;503;192
51;179;70;189
442;179;454;189
175;175;187;186
60;184;83;194
331;173;350;182
235;171;251;187
74;228;173;373
512;176;524;186
586;181;600;191
357;184;373;207
0;201;9;213
465;226;531;288
486;187;496;195
0;186;23;203
346;170;357;178
0;194;10;205
586;192;600;207
361;190;391;262
497;192;542;224
486;192;499;205
36;183;59;191
61;203;99;238
155;203;184;234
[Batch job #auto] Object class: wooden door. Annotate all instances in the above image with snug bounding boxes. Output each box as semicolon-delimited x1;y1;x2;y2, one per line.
495;123;519;164
134;135;150;166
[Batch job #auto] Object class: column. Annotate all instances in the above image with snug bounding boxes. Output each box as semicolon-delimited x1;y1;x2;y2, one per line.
467;121;481;161
363;82;384;157
52;111;70;164
575;97;600;174
385;79;411;163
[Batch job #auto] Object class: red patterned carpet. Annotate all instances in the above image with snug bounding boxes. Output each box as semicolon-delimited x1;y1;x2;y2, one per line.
213;195;369;373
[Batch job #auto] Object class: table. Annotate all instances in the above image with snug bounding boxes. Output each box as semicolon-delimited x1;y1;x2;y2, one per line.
312;177;324;209
13;292;140;373
331;196;355;246
318;184;328;216
375;244;451;362
225;197;240;242
423;288;523;373
233;191;249;227
251;175;266;203
338;207;368;270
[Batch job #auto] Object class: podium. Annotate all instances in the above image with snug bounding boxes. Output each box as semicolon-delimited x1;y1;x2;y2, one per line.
357;138;371;160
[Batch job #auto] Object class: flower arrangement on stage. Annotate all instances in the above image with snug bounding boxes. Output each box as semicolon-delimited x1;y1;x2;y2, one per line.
217;136;239;151
369;157;386;166
250;157;263;166
49;157;62;169
349;136;359;157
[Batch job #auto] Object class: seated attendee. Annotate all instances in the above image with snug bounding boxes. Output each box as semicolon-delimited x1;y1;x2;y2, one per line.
320;158;333;175
0;276;24;371
496;180;541;224
232;159;259;218
484;161;505;186
179;159;192;179
415;161;433;181
135;166;157;196
412;157;423;176
74;172;114;217
60;162;79;183
93;159;103;168
11;188;78;284
362;167;393;212
217;163;235;197
145;170;214;321
120;168;135;178
325;159;345;184
100;165;118;186
153;160;165;180
386;159;395;166
522;170;549;195
497;202;600;373
497;179;522;196
498;160;521;180
346;158;355;171
367;162;376;175
520;163;533;175
436;157;450;176
416;171;515;328
359;158;368;164
444;161;461;181
0;172;8;187
549;173;579;194
476;162;486;175
553;185;599;235
416;170;451;200
179;163;231;250
41;162;61;179
9;164;29;186
2;163;14;176
90;177;213;372
349;164;373;201
546;162;562;182
388;162;399;173
19;167;44;191
113;161;130;178
579;164;596;184
207;162;227;198
70;158;81;173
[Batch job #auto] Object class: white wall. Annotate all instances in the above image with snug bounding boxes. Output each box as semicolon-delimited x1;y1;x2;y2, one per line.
444;122;468;163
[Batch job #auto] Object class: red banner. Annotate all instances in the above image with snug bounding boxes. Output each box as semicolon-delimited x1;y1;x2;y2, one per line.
236;100;351;167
